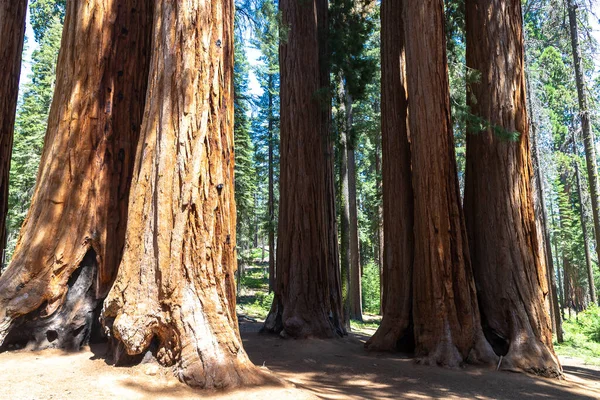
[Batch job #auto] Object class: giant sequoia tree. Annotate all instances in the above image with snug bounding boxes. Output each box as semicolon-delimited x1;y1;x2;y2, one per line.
404;0;496;366
263;0;346;338
0;0;27;257
464;0;561;376
365;0;413;351
0;0;152;349
102;0;262;389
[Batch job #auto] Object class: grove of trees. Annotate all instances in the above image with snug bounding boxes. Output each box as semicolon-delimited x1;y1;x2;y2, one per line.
1;0;600;390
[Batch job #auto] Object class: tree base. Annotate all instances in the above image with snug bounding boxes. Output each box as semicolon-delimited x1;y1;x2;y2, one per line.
103;287;269;390
499;340;563;378
364;317;414;352
0;251;104;352
262;295;346;339
415;331;498;368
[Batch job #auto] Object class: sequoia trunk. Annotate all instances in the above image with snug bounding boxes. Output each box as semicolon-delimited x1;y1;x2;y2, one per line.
464;0;561;376
262;0;345;338
365;0;413;352
405;0;496;367
0;0;152;350
102;1;262;389
0;0;27;259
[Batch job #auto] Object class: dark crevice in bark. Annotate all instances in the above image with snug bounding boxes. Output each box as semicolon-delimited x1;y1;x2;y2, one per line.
0;249;106;352
395;318;415;354
480;312;510;357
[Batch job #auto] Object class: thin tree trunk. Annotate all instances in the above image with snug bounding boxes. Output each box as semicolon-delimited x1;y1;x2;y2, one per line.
373;127;384;312
365;0;413;352
404;0;496;366
346;91;363;322
267;74;275;293
567;0;599;306
262;0;345;338
102;1;264;389
339;74;351;328
253;194;259;248
550;198;566;319
0;0;27;261
572;130;597;305
526;69;563;342
464;0;561;376
0;0;152;350
559;171;574;317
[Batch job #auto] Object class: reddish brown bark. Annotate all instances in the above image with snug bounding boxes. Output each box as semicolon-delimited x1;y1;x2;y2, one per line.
102;1;264;389
404;0;496;367
0;0;27;257
464;0;561;376
263;0;345;338
365;0;413;351
0;0;152;350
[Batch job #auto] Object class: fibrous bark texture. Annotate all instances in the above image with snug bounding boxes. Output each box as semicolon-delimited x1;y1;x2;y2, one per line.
0;0;27;256
464;0;561;377
0;0;152;350
263;0;346;338
404;0;497;367
102;1;262;389
366;0;413;352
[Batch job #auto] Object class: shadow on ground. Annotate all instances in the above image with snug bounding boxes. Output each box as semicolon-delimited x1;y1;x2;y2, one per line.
241;319;600;400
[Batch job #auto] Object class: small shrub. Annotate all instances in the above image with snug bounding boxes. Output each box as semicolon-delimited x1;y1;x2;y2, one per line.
578;304;600;343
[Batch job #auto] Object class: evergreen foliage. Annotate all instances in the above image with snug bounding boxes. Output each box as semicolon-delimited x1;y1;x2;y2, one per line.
234;36;258;251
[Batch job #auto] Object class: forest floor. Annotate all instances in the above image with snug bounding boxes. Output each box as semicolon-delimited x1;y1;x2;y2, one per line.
0;318;599;399
1;264;599;399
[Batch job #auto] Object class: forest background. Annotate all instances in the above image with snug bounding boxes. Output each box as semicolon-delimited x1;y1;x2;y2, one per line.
3;0;600;367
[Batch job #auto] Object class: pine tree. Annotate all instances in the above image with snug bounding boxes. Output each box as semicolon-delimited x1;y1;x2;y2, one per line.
234;36;258;253
251;0;280;292
330;0;376;324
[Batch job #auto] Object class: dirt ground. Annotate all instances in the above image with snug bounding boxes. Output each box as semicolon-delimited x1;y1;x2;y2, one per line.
0;319;599;399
